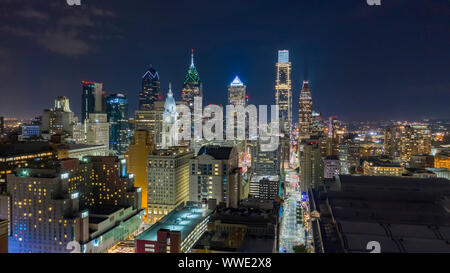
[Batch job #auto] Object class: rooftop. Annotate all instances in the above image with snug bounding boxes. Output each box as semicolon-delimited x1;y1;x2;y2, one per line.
0;142;53;157
136;202;212;242
316;175;450;253
197;146;234;160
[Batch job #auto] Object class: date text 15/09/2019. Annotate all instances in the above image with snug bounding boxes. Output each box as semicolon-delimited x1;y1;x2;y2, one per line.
178;257;272;271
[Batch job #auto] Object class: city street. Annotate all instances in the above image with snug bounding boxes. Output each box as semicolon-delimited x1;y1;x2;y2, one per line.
279;169;307;253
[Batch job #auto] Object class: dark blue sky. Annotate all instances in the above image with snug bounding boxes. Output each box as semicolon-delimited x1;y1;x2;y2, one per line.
0;0;448;121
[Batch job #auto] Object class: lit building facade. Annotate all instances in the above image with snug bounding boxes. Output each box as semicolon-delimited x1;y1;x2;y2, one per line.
0;142;56;186
147;147;194;224
363;160;405;176
40;96;76;138
249;176;280;201
134;101;165;146
106;93;130;154
324;155;341;179
299;139;324;191
6;156;142;253
338;142;360;174
385;124;431;164
86;113;110;151
125;130;154;215
249;139;281;177
21;125;40;139
435;152;450;169
139;65;161;111
275;50;292;135
189;146;240;205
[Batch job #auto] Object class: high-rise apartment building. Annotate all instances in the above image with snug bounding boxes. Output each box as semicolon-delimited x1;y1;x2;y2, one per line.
106;93;130;154
147;147;194;224
385;124;431;164
275;50;292;135
139;65;161;111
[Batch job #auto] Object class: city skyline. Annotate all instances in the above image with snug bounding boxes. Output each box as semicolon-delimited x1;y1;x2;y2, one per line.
1;0;449;256
0;0;448;121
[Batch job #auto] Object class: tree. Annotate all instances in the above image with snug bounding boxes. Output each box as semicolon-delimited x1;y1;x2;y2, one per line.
293;244;308;253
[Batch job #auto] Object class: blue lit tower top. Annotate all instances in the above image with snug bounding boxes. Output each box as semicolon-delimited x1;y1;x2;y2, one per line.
230;76;244;86
278;50;289;63
140;64;161;111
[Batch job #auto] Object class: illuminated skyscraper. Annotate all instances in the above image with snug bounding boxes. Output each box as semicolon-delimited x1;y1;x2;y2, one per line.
275;50;292;135
298;80;313;138
139;65;161;111
181;49;202;111
228;76;246;107
106;93;130;154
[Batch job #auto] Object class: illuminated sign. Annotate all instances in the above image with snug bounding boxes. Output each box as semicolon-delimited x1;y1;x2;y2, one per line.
71;192;80;199
81;211;89;218
301;192;307;202
61;173;69;179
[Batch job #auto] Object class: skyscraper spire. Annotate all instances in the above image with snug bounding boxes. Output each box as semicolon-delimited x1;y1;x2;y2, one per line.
168;82;172;95
190;48;195;68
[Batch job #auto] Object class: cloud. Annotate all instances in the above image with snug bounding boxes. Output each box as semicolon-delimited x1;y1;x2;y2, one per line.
16;9;50;20
60;15;95;27
38;29;92;56
89;7;117;17
0;25;34;37
1;4;121;57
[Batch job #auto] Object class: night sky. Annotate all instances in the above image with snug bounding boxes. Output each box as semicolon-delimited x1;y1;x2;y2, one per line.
0;0;449;121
